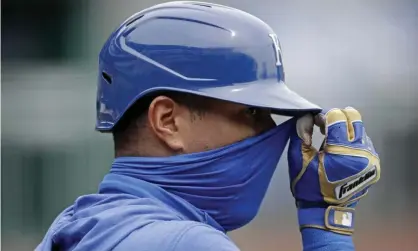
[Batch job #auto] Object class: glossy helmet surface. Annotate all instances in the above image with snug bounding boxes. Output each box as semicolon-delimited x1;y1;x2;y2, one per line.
96;1;321;131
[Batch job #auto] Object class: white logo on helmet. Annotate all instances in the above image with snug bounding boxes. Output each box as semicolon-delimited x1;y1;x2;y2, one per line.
269;34;282;66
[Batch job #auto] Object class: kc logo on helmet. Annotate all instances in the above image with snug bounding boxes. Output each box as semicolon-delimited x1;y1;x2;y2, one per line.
269;33;283;66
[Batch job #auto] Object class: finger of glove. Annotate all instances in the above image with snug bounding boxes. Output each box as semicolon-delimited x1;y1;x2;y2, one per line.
296;113;315;145
339;107;378;155
314;114;326;135
322;108;350;144
341;107;363;144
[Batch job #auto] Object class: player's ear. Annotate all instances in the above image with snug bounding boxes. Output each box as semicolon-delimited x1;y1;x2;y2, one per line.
147;96;186;152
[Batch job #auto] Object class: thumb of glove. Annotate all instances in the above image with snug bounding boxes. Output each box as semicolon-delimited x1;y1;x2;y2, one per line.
288;113;322;196
296;113;315;146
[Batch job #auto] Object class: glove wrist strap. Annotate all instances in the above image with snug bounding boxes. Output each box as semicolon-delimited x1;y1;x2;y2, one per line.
298;206;355;235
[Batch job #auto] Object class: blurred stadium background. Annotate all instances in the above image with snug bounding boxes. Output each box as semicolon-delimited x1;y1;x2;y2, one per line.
2;0;418;250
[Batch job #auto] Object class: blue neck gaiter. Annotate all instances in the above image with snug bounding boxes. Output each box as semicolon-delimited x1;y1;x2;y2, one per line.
107;118;296;231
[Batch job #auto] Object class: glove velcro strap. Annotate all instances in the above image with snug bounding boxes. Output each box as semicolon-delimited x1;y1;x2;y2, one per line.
298;206;355;235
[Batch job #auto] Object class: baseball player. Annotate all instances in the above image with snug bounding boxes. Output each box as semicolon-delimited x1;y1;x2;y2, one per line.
36;2;381;250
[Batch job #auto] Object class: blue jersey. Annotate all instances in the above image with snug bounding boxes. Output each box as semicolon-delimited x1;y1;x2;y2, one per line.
36;173;354;251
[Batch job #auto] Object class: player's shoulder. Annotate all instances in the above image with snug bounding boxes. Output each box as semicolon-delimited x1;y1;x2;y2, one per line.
113;220;240;251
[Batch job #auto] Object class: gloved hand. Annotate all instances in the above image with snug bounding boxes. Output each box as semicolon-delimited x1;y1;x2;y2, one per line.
287;107;381;235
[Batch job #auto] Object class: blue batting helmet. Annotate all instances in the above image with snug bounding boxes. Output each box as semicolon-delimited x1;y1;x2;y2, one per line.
96;1;321;131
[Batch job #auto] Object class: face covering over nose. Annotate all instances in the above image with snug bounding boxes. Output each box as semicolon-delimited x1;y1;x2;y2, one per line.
106;118;296;231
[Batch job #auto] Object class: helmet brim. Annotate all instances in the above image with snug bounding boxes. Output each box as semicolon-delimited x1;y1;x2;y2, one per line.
143;80;322;117
96;80;321;132
200;80;321;116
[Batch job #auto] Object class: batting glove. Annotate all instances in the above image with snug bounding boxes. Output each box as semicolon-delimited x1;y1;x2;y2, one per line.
287;107;381;235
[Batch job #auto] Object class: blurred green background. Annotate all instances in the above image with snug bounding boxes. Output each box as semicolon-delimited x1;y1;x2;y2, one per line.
2;0;418;250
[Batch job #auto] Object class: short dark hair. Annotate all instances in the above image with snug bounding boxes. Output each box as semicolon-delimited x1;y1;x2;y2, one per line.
112;91;211;153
